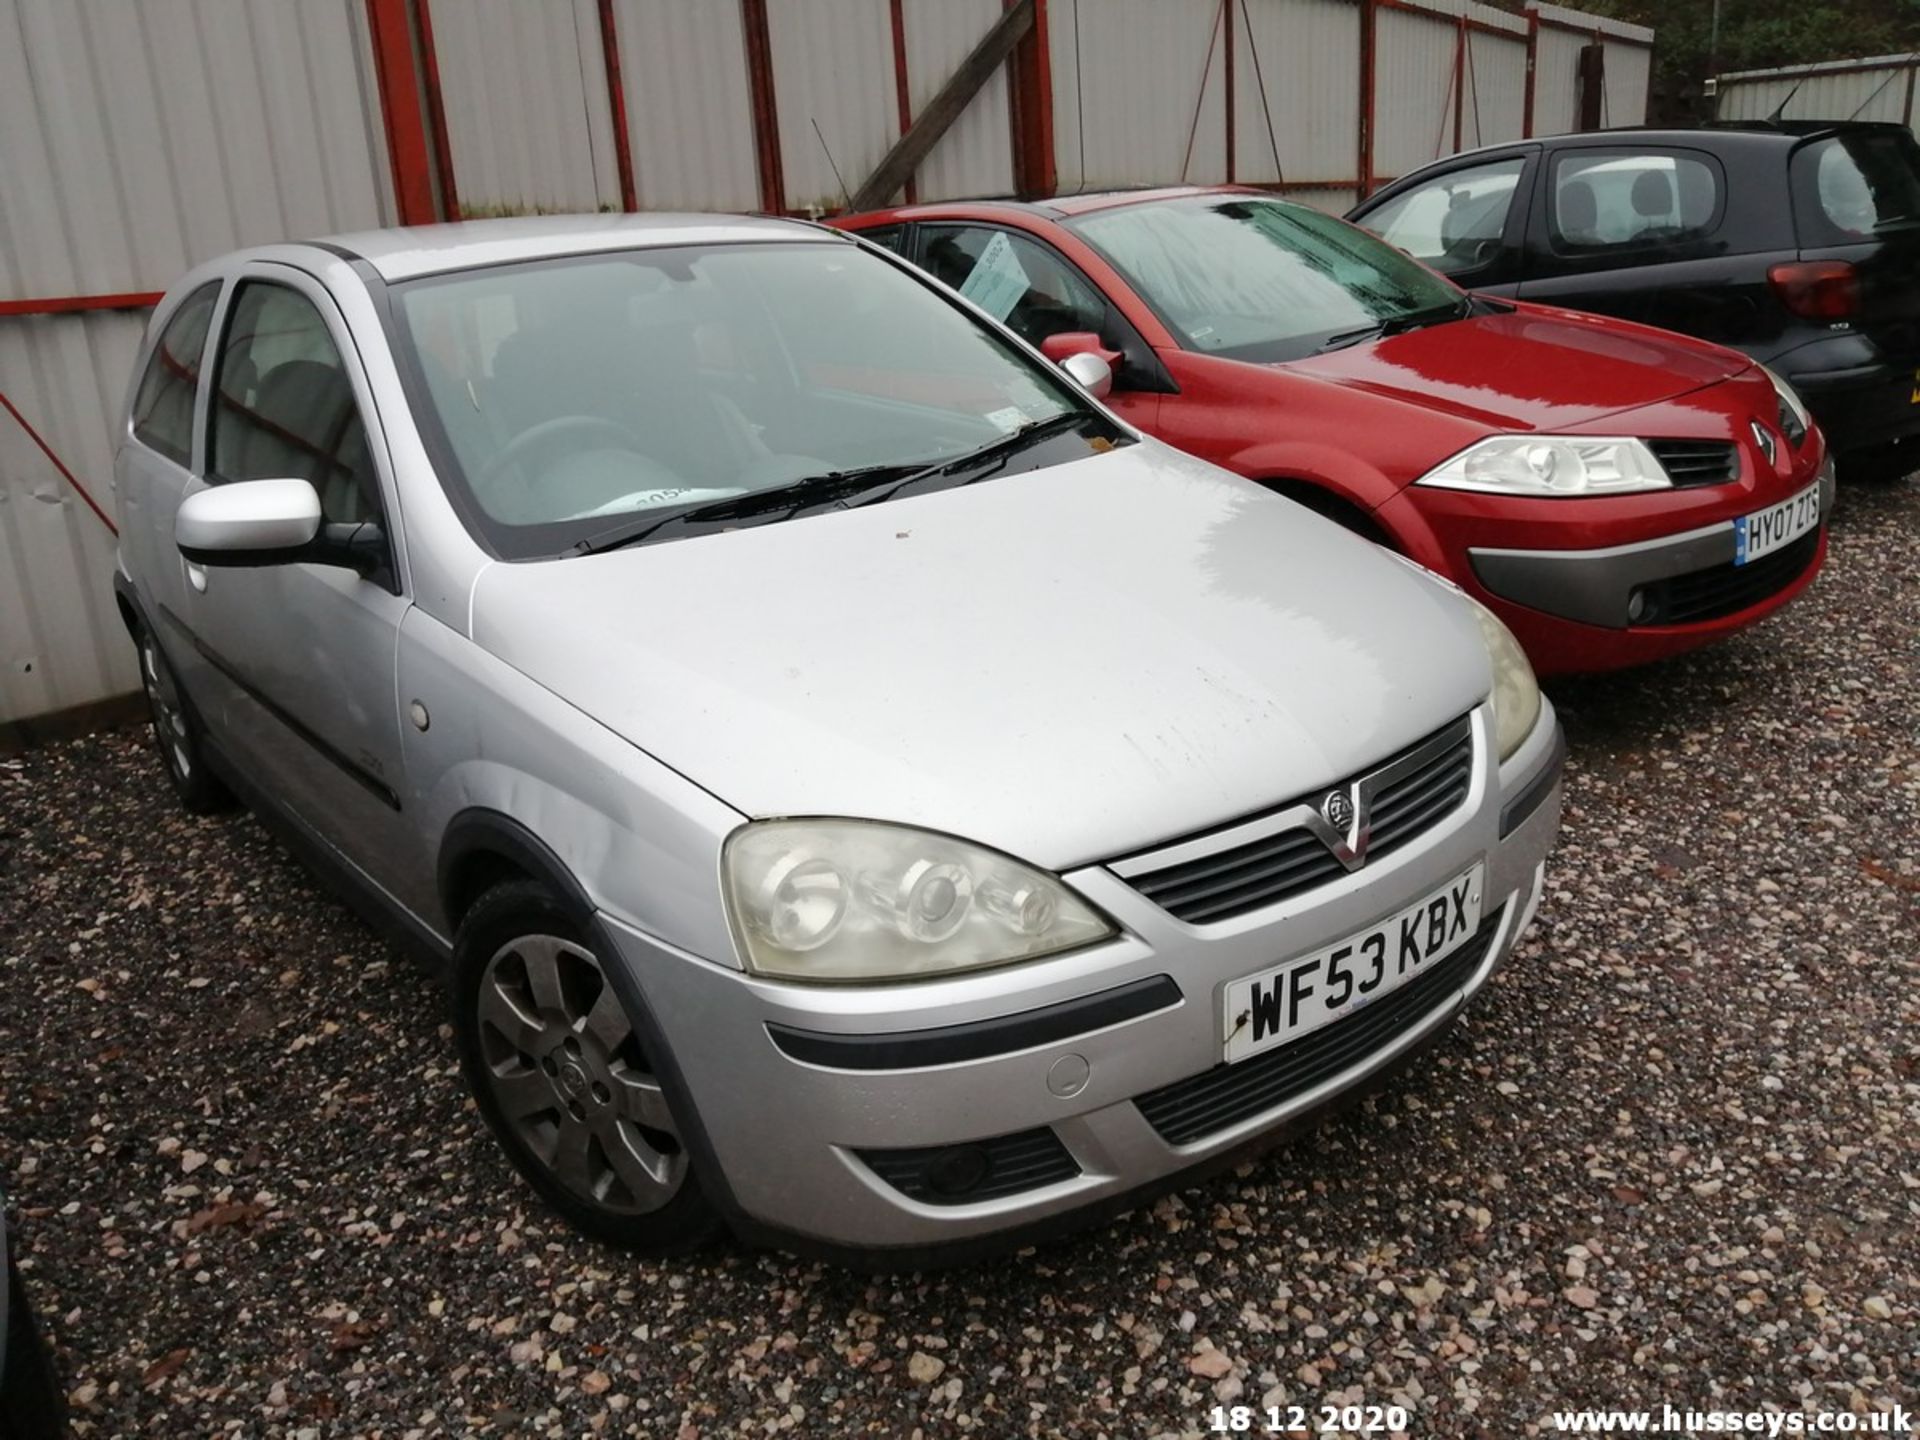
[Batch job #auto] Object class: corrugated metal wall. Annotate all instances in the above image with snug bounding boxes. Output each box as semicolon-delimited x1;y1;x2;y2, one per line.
767;0;900;211
614;0;763;212
0;0;1651;730
1468;30;1530;148
0;0;393;728
1374;3;1528;181
1048;0;1229;192
1049;0;1648;193
1231;0;1360;188
1717;55;1918;135
1526;3;1655;137
426;0;623;215
904;0;1016;202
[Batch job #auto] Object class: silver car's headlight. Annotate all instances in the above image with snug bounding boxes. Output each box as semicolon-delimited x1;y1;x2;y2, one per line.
1760;364;1812;447
1467;598;1541;761
723;819;1115;982
1416;435;1671;497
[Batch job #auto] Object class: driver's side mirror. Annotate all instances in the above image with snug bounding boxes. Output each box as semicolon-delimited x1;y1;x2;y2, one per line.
176;478;382;577
1041;331;1121;400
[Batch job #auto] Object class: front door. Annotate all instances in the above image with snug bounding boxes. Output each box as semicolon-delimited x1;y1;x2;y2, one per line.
181;266;431;921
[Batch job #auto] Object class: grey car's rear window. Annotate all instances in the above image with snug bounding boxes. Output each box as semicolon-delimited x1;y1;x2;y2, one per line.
1793;131;1920;244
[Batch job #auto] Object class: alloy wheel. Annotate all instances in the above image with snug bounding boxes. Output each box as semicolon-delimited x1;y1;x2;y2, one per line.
139;631;193;782
473;934;687;1214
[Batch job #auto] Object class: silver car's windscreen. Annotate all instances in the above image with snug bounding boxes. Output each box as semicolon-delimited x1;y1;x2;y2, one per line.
1067;196;1466;364
386;240;1108;559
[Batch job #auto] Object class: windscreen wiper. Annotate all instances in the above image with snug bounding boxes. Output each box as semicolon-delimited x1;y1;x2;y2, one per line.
1317;296;1472;353
565;413;1105;556
848;411;1103;509
565;462;924;556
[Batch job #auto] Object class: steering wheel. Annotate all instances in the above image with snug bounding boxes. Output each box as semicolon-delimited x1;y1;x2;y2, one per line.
481;414;649;488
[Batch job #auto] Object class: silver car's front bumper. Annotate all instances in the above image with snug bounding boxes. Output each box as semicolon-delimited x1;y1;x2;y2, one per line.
602;702;1563;1256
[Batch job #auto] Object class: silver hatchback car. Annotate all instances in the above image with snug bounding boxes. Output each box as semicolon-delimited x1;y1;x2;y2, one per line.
112;215;1563;1262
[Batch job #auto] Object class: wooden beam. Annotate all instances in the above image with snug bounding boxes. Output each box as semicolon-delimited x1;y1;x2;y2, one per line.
849;0;1034;213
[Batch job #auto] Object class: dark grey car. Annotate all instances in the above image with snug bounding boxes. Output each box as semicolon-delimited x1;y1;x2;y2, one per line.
1350;122;1920;480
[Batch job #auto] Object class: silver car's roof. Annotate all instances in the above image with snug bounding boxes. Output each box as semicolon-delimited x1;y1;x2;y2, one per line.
316;212;838;281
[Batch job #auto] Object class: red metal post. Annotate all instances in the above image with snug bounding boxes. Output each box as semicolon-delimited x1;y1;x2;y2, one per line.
411;0;460;220
740;0;786;213
1222;0;1236;182
1522;10;1538;137
887;0;917;204
1452;16;1466;152
0;292;162;318
364;0;439;225
1008;0;1056;199
597;0;640;210
0;391;119;537
1357;0;1376;199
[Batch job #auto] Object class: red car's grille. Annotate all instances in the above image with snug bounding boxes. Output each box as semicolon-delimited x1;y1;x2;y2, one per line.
1648;439;1740;487
1641;531;1820;626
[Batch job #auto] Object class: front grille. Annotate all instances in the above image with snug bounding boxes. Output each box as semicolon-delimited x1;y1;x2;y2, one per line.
1133;908;1504;1146
856;1127;1079;1205
1121;717;1474;926
1639;530;1820;626
1648;439;1740;487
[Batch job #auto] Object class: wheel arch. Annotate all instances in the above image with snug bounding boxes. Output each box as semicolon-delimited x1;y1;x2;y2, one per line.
438;808;597;932
111;570;146;638
1252;475;1399;549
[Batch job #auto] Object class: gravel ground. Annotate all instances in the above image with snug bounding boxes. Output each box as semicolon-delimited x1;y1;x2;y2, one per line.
2;479;1916;1440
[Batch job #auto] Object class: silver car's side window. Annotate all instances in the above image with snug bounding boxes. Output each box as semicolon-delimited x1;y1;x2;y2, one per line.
129;282;221;466
206;281;380;527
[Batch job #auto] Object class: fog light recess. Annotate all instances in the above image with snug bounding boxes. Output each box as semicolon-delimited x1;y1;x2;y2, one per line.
856;1127;1081;1205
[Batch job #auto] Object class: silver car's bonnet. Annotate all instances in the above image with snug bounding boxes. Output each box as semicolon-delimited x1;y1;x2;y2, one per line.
471;440;1492;870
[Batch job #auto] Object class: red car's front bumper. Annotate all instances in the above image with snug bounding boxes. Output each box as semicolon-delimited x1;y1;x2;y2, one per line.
1374;440;1835;677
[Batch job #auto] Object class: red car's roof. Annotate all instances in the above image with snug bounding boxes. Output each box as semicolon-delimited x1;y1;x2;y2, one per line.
840;184;1262;227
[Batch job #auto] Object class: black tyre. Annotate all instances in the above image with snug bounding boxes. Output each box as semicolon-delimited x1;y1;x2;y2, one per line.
451;880;721;1253
1;1247;67;1438
134;620;231;814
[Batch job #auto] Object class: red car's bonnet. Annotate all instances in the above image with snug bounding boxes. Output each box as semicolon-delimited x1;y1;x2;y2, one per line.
1286;302;1751;434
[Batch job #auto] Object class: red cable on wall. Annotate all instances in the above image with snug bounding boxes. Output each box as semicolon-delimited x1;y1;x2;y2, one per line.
0;390;119;538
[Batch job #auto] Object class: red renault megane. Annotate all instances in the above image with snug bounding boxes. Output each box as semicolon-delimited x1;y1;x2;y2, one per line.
839;187;1833;675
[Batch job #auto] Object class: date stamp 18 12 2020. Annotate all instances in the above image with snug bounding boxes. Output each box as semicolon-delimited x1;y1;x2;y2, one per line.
1210;1403;1412;1435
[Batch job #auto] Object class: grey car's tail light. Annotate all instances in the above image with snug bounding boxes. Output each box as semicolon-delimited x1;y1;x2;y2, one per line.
1120;716;1474;926
857;1128;1080;1204
1647;439;1739;487
1133;909;1505;1147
